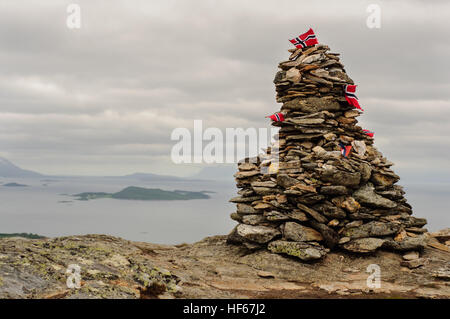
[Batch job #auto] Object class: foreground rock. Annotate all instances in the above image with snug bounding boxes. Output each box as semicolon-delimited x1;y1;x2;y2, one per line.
0;234;449;299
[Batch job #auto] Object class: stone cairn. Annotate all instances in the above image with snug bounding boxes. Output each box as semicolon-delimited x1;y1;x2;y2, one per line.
227;43;428;261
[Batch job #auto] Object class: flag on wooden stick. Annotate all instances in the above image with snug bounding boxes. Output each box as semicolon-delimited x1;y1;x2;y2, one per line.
339;142;352;158
266;112;285;122
344;85;364;111
289;28;319;49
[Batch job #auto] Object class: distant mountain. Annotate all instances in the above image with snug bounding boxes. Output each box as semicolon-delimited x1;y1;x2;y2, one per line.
190;165;235;181
3;182;28;187
0;157;43;178
0;156;236;182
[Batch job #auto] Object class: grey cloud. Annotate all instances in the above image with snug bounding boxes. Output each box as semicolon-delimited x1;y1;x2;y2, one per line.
0;0;449;177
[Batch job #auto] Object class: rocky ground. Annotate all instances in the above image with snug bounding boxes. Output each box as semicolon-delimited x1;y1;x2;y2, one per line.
0;232;449;299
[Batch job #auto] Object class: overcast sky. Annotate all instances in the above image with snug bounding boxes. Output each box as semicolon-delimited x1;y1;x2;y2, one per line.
0;0;449;180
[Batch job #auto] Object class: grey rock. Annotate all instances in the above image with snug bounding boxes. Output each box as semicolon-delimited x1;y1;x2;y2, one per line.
403;251;420;261
400;258;428;269
398;216;427;228
227;226;243;244
321;167;361;187
285;210;309;222
276;174;299;188
251;181;277;188
273;70;286;84
252;187;276;196
342;221;400;239
242;215;266;226
353;184;397;209
430;228;450;242
234;170;260;179
377;185;405;200
314;201;347;219
320;185;348;195
432;268;450;281
339;237;351;244
342;238;385;253
236;203;257;215
230;212;242;222
383;235;427;251
268;240;328;261
236;224;281;244
346;220;363;228
282;222;323;242
302;163;318;170
371;172;399;187
289;118;325;125
264;211;290;222
230;196;261;203
297;203;328;223
242;241;264;250
238;162;258;171
283;97;341;113
309;220;339;248
296;194;325;205
360;163;372;183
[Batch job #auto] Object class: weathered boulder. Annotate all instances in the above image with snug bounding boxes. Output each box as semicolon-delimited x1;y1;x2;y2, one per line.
283;97;341;113
230;196;261;203
360;163;373;183
320;185;348;195
264;210;290;222
282;222;323;242
309;220;339;248
321;167;361;187
383;235;428;251
242;215;266;226
340;197;361;213
430;228;450;243
342;221;400;239
236;224;281;244
342;238;385;253
236;203;257;215
234;170;260;179
402;251;420;261
252;187;276;196
371;172;399;187
268;240;328;261
277;174;299;188
400;258;429;269
353;184;397;209
286;67;301;83
314;201;347;219
297;203;328;223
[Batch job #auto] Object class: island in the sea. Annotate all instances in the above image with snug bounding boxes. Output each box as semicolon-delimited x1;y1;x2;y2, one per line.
0;233;45;239
3;182;28;187
73;186;211;201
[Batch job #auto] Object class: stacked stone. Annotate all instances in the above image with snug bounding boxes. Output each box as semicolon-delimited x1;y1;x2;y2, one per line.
227;43;428;261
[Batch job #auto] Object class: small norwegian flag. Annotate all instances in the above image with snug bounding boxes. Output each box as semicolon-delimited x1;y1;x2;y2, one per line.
344;85;364;111
289;28;319;49
362;129;374;138
339;142;352;158
266;112;285;122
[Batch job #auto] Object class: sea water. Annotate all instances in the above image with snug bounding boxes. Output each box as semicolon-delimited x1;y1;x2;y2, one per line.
0;177;447;244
